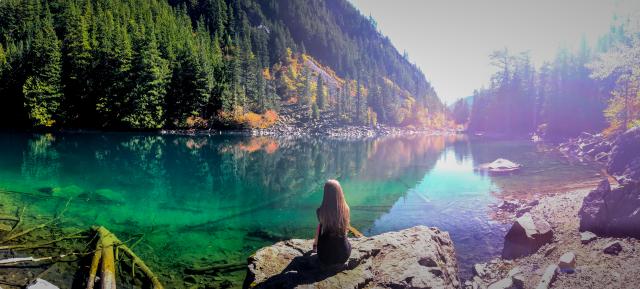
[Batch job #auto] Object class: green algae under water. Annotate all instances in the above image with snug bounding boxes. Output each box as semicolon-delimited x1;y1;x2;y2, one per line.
0;132;601;287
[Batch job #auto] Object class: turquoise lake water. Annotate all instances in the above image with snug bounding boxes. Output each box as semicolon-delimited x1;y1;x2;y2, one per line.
0;132;601;287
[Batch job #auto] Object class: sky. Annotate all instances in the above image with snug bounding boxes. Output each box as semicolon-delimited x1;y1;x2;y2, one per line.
348;0;639;104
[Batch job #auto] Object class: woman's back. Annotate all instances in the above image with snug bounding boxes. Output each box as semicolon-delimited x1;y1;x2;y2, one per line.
316;221;351;265
314;180;352;265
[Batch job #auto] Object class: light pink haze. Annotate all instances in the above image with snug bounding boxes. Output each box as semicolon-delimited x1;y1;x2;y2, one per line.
348;0;640;104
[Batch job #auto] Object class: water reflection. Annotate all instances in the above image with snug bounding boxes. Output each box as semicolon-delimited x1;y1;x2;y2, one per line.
0;132;600;286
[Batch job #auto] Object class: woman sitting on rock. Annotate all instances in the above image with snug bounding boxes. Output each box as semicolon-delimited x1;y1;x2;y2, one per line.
313;179;352;266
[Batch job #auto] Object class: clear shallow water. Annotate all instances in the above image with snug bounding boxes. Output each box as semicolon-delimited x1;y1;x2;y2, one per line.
0;133;600;286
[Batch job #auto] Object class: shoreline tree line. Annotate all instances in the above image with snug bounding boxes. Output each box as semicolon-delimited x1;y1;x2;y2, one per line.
0;0;445;130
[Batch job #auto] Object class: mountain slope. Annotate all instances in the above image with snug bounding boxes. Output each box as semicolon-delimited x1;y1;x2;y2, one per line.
0;0;445;130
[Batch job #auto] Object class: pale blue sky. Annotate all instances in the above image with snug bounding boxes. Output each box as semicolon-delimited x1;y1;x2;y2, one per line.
348;0;639;104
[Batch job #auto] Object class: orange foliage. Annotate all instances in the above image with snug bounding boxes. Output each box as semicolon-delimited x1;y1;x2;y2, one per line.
185;116;208;129
217;108;279;129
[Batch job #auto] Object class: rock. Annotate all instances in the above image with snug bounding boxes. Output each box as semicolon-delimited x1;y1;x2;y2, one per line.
535;264;558;289
580;231;597;244
515;206;532;218
478;159;521;174
579;179;640;238
511;274;525;289
502;213;554;259
603;241;623;255
608;127;640;185
487;278;514;289
471;276;487;289
473;263;488;278
244;226;460;289
543;245;557;257
507;266;522;277
26;279;59;289
557;252;576;273
498;201;520;212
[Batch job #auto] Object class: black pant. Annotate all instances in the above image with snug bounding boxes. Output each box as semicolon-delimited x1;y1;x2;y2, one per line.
317;233;351;265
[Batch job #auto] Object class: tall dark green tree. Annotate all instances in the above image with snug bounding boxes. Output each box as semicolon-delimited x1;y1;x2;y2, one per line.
125;27;170;128
23;6;62;127
61;1;92;125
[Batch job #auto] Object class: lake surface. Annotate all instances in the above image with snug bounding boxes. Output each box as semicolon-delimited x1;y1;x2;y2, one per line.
0;132;601;287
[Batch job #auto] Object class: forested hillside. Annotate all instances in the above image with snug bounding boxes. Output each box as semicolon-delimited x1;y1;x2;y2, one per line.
454;18;640;138
0;0;444;130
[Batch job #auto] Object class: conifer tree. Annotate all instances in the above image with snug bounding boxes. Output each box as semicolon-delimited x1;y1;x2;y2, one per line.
23;6;62;127
125;27;170;128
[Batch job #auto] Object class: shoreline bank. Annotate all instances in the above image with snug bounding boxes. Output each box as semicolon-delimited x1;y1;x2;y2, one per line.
471;187;640;289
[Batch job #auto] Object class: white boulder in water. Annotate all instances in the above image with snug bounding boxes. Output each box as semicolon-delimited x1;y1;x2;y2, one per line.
477;158;522;174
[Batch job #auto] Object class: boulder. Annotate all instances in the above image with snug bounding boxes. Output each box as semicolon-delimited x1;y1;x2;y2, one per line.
535;265;558;289
502;213;554;259
487;278;515;289
579;179;640;238
478;159;521;174
607;127;640;185
580;231;597;244
244;226;460;289
603;241;622;255
557;252;576;273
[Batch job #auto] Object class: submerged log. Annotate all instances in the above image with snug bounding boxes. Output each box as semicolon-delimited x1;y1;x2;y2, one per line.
89;226;164;289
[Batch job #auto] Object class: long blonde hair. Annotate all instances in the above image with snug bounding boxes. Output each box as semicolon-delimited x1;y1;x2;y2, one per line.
317;180;350;235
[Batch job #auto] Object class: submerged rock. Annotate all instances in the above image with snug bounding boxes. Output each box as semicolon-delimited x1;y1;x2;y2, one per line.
607;127;640;185
502;213;554;259
244;226;460;289
579;179;640;238
26;279;59;289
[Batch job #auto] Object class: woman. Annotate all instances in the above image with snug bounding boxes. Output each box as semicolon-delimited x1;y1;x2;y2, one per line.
313;179;351;265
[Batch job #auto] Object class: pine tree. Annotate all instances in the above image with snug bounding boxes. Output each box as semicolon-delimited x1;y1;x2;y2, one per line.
23;6;62;127
125;27;170;128
61;1;92;125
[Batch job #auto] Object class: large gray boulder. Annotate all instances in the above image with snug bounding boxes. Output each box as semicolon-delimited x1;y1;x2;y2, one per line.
502;213;554;259
607;127;640;185
579;179;640;238
244;226;460;289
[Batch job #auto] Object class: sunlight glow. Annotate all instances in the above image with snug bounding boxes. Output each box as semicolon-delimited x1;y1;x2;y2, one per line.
348;0;640;103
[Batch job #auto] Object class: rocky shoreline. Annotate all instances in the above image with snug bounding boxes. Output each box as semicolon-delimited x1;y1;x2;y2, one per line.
244;226;461;289
160;104;451;140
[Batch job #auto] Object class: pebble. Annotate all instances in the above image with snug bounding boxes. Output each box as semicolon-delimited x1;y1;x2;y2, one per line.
580;231;597;244
535;264;558;289
558;252;576;273
603;241;623;255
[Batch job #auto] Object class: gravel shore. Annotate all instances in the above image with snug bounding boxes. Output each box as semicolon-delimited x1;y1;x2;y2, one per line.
474;188;640;289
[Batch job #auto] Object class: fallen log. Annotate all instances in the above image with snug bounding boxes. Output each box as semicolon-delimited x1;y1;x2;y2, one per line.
89;226;164;289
